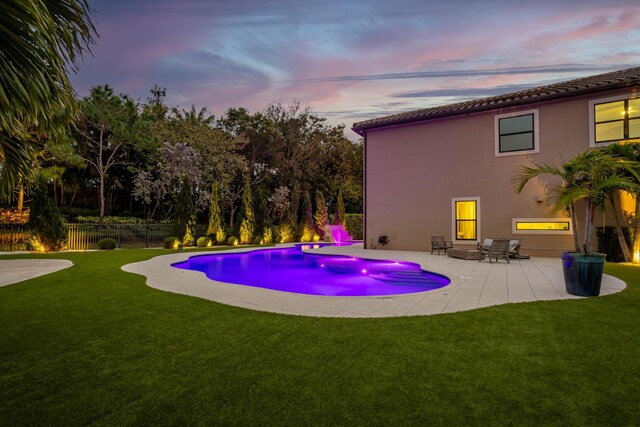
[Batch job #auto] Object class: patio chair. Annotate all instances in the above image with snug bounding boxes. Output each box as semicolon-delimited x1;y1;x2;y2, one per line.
508;239;522;259
479;238;510;263
431;236;453;255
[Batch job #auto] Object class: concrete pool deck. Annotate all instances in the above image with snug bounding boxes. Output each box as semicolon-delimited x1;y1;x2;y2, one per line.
121;243;627;318
0;259;73;287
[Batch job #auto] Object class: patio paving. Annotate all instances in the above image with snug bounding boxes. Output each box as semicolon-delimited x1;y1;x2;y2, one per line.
121;243;627;318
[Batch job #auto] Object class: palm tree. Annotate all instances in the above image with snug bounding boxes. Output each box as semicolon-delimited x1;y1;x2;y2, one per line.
513;150;640;255
0;0;95;198
603;141;640;262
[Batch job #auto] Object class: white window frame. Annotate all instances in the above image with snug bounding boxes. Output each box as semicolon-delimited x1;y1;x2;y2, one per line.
589;94;640;147
512;217;572;235
451;197;481;243
494;109;540;157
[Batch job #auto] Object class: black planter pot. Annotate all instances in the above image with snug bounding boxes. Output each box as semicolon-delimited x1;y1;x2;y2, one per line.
561;251;606;297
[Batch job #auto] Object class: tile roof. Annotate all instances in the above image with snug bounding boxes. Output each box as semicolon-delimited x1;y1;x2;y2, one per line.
352;66;640;135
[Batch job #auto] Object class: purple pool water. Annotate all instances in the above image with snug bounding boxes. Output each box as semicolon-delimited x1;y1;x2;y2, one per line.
172;244;450;296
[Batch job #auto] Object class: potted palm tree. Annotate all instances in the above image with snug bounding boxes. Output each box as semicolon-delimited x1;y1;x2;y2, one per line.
513;149;639;296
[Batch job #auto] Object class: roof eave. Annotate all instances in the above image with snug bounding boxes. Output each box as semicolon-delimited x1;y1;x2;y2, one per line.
351;78;640;136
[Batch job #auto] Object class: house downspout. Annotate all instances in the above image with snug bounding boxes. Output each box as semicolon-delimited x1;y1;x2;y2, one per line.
363;131;368;248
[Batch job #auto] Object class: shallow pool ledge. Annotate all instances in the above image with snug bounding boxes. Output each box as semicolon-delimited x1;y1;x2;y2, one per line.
121;243;626;318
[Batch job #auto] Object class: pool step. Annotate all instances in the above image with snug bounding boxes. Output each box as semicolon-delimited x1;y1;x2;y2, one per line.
369;271;439;285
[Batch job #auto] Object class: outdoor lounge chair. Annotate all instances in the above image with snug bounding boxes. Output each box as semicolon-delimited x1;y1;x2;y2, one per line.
508;239;522;259
478;238;511;263
431;236;453;255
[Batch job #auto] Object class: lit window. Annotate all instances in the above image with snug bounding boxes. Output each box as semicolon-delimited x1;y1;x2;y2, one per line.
516;222;569;231
620;191;636;216
455;200;477;240
494;110;539;156
512;218;572;235
594;98;640;144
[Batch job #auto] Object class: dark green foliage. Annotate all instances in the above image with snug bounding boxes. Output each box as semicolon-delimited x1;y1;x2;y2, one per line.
253;235;264;245
334;188;345;226
175;177;196;246
163;237;178;249
196;236;212;248
227;236;239;246
27;181;67;251
345;213;363;240
97;238;116;250
597;226;633;262
206;181;225;244
239;179;255;244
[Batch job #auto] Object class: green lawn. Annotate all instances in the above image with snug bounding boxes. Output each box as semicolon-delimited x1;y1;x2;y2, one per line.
1;249;639;425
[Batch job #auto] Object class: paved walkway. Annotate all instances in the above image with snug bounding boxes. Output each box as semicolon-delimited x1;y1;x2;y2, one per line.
0;259;73;287
121;244;626;318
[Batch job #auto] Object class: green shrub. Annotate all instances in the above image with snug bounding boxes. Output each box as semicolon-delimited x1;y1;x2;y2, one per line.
227;236;239;246
197;236;212;248
253;235;264;245
262;224;274;245
97;238;117;250
345;214;363;240
277;221;295;243
164;237;179;249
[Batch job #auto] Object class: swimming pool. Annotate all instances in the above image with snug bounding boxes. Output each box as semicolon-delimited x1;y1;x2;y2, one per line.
172;244;450;296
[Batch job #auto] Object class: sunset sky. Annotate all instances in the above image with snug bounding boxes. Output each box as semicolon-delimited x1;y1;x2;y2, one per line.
71;0;640;136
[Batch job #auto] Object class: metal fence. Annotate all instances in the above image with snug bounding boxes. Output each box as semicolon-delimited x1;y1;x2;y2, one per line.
0;223;207;252
0;223;28;252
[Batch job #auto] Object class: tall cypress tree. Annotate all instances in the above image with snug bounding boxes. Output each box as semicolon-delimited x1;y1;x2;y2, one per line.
27;179;67;251
175;176;196;246
334;188;345;226
239;178;255;244
314;191;329;238
301;191;315;241
207;181;225;244
261;199;274;244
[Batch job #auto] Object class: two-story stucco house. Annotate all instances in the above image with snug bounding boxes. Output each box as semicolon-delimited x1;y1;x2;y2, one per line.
352;66;640;256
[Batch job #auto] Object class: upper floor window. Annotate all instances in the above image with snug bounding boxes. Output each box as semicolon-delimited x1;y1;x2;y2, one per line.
494;109;539;157
593;98;640;144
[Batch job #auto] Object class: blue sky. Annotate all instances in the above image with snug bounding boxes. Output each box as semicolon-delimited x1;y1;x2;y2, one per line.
71;0;640;135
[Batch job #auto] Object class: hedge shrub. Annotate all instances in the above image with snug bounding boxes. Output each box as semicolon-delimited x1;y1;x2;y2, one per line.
197;236;212;248
97;238;117;250
227;236;239;246
164;237;179;249
345;214;363;240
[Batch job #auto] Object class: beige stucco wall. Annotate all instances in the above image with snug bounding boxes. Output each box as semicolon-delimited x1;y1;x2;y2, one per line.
363;87;639;256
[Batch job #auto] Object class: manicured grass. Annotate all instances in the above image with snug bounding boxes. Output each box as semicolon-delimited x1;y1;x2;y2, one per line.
1;249;639;425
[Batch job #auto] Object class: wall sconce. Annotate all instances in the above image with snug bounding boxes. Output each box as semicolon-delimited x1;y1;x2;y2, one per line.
534;196;543;204
378;235;389;246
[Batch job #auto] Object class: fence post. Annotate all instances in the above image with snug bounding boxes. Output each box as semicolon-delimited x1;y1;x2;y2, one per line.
146;224;149;248
10;226;13;252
